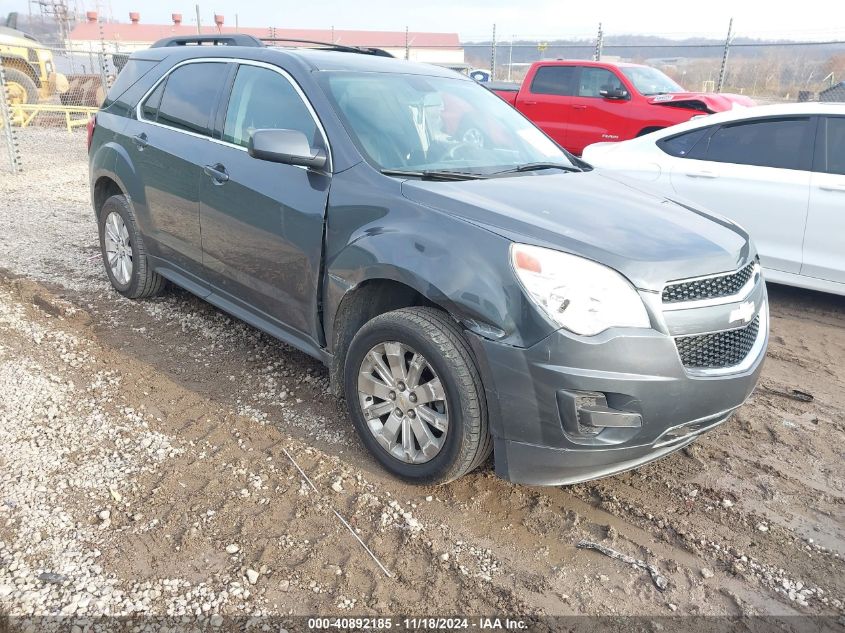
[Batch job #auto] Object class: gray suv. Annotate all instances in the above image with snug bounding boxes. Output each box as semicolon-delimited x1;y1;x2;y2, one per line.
88;35;768;485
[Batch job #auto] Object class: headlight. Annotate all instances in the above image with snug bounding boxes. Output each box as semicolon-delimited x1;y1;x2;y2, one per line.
510;243;650;336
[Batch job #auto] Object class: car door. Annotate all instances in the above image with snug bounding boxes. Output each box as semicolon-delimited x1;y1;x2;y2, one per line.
199;62;331;338
803;115;845;283
669;116;814;274
567;66;632;154
126;60;230;278
520;65;577;149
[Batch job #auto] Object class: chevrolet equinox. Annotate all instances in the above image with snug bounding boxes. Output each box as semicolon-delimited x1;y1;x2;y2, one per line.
88;35;768;485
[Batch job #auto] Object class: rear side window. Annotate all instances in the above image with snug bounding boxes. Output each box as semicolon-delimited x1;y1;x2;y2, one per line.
530;66;577;96
703;117;812;171
818;117;845;175
577;67;625;98
222;65;319;147
149;62;228;136
105;58;158;101
657;127;711;157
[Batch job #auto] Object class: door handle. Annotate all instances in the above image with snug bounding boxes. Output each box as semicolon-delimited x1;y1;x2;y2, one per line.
819;182;845;192
203;163;229;184
572;104;587;110
521;100;537;105
132;133;148;149
685;170;719;179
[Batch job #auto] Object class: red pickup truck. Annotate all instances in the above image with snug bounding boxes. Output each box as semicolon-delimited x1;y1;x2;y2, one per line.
489;60;755;155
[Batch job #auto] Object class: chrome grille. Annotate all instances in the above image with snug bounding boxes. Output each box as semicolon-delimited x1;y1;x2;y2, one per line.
663;261;756;304
675;316;760;369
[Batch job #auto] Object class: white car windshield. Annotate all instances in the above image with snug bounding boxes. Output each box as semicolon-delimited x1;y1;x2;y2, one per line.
319;71;577;175
621;67;685;96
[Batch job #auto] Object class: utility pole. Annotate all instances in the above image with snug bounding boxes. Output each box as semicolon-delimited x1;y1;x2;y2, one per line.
405;26;410;60
195;4;202;34
717;17;733;93
593;22;603;61
235;13;238;29
490;24;497;80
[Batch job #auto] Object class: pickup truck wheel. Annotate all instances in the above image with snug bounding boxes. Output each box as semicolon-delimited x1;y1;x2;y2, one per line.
344;307;491;485
636;126;665;137
98;195;166;299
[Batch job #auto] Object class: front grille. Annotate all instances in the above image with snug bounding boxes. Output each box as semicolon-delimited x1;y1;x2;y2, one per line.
663;261;756;303
675;315;760;369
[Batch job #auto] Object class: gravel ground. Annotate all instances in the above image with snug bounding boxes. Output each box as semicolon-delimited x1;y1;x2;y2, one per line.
0;129;844;631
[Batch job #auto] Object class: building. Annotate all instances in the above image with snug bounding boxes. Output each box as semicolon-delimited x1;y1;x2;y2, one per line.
66;12;464;65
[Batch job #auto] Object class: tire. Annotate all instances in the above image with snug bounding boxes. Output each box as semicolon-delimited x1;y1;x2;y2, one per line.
98;194;166;299
344;307;492;485
3;67;39;104
636;126;665;138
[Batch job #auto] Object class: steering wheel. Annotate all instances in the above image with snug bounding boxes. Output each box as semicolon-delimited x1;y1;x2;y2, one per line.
444;141;479;162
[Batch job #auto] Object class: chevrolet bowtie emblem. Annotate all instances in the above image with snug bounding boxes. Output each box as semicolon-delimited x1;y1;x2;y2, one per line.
729;301;755;325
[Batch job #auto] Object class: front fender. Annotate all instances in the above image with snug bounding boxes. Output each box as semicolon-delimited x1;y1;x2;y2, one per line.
324;164;554;349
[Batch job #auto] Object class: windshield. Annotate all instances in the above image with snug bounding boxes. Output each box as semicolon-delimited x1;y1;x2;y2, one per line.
621;67;685;96
318;71;576;174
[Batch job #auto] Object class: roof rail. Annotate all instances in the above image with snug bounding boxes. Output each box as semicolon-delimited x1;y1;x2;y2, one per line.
261;38;394;57
150;34;264;48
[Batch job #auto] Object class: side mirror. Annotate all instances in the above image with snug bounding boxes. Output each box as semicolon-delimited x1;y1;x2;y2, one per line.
599;87;629;100
248;129;327;170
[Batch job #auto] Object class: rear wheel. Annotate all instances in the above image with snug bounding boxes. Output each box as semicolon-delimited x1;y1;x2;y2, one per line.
344;307;491;484
3;67;38;104
98;194;166;299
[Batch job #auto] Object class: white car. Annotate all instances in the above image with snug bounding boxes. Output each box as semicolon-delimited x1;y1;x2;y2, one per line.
582;103;845;296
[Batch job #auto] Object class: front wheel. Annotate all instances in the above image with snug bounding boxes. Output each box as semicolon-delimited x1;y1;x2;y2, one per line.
3;68;39;104
343;307;492;484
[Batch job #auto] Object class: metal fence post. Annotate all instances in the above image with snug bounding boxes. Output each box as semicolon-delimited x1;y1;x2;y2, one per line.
593;23;604;61
717;17;733;93
0;57;23;173
98;19;111;97
490;24;497;79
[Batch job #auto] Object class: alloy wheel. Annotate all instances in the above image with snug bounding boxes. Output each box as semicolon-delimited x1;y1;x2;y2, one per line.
357;341;449;464
103;211;133;286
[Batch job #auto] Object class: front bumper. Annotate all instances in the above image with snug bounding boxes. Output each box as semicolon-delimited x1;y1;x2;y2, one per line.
468;295;768;486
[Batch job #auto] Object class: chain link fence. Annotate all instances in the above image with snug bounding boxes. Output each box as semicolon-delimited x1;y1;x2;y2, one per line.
2;26;843;173
0;41;124;173
464;38;845;102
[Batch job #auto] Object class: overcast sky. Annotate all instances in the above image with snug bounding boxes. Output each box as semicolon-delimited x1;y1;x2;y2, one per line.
6;0;845;41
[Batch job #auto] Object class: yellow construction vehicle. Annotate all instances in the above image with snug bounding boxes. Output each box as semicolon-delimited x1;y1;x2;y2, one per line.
0;25;68;104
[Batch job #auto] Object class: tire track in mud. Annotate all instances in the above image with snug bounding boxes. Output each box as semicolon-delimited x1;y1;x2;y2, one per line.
1;273;842;620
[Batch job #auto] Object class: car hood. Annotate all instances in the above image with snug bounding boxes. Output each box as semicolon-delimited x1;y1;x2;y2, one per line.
646;91;756;112
401;170;752;291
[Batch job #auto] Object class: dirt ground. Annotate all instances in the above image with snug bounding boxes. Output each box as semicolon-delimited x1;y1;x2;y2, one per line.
0;130;843;630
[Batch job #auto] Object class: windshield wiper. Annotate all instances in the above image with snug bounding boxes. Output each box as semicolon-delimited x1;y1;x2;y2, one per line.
380;169;488;181
493;162;582;175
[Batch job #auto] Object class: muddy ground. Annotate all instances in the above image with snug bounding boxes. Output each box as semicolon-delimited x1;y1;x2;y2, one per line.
0;130;843;630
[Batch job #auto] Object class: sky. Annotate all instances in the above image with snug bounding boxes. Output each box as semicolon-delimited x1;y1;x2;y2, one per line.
5;0;845;41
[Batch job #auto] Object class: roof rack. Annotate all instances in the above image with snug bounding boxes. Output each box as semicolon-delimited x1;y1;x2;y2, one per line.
261;38;394;57
150;34;265;48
